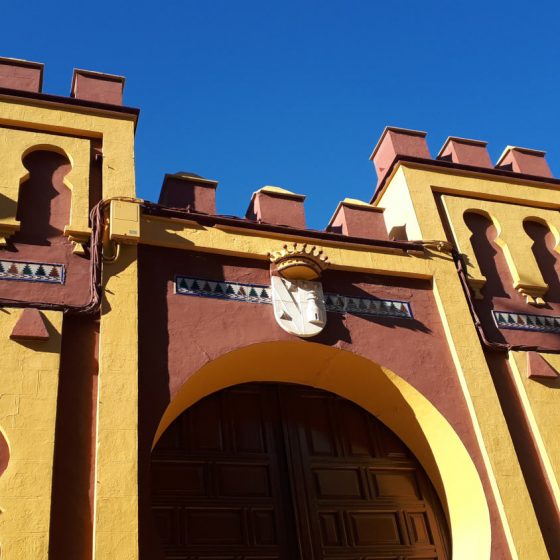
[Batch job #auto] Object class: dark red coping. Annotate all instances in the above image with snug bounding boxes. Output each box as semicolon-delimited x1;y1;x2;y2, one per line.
71;69;125;106
246;187;306;229
158;173;218;214
496;146;553;178
370;154;560;203
0;56;44;93
370;126;431;186
10;308;49;341
326;199;388;240
0;86;139;121
527;352;559;379
437;137;492;168
142;200;426;254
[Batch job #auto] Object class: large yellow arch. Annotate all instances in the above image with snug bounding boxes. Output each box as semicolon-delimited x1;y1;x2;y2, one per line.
153;341;491;560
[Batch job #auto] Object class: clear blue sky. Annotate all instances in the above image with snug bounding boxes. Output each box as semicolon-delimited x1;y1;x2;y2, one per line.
3;1;560;229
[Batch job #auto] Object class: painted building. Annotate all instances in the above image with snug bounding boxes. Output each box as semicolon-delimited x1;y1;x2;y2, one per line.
0;56;558;560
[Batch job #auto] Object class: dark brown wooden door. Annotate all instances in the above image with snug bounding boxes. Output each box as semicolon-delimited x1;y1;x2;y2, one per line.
151;384;450;560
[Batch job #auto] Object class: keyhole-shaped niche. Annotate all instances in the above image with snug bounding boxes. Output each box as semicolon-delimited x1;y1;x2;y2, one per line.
523;219;560;304
464;211;509;299
13;149;72;246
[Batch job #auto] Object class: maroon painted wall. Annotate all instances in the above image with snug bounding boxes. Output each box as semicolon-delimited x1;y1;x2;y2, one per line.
49;315;99;560
0;148;101;308
137;245;510;559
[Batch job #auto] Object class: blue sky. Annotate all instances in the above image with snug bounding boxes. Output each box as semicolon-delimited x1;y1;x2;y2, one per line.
3;1;560;228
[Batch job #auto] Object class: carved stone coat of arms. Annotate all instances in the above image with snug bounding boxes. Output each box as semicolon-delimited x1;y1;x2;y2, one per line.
268;243;329;338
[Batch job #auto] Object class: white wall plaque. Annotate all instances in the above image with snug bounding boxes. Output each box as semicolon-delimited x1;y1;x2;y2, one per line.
271;276;327;337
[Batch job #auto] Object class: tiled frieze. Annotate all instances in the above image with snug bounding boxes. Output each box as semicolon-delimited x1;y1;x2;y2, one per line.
175;275;413;319
0;259;65;284
493;310;560;334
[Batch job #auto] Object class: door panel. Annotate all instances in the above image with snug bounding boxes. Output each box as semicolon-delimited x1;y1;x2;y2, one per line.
150;384;450;560
151;385;298;559
280;386;449;560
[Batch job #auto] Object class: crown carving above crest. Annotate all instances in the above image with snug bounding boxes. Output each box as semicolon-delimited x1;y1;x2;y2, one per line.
268;243;329;280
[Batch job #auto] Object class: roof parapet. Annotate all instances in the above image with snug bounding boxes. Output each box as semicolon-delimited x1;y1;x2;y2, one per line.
71;68;125;105
326;198;388;239
0;56;43;93
158;172;218;214
246;186;306;228
496;146;552;178
370;126;430;186
437;136;492;168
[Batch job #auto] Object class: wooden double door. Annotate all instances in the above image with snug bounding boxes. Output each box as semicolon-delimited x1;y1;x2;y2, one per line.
151;383;450;559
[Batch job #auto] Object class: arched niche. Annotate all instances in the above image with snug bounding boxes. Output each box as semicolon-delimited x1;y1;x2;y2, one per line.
152;341;491;560
13;148;72;246
0;129;91;243
523;218;560;303
463;210;509;299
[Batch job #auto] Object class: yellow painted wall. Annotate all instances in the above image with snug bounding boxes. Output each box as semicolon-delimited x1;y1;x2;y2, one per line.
441;194;560;302
94;246;138;560
509;352;560;513
0;309;62;559
377;166;423;240
380;164;560;550
0;94;138;559
376;162;556;559
0;128;91;240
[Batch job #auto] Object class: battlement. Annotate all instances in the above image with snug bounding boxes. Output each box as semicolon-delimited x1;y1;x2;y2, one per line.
1;58;557;242
154;126;558;242
2;55;560;560
370;126;555;194
0;56;130;109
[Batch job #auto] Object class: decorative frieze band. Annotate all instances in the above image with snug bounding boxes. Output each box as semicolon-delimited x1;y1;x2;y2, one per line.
176;276;272;304
493;310;560;334
0;259;65;284
324;293;411;318
175;276;413;320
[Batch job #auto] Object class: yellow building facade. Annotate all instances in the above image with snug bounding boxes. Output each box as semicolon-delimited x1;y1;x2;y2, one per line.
0;57;558;559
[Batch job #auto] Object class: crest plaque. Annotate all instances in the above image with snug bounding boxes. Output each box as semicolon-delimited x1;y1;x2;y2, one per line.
269;243;329;337
271;276;326;337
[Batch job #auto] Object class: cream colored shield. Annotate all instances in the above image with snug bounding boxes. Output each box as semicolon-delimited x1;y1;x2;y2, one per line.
271;276;327;337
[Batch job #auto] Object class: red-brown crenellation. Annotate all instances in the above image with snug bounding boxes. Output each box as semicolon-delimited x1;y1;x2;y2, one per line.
0;56;43;92
158;172;218;213
71;69;125;105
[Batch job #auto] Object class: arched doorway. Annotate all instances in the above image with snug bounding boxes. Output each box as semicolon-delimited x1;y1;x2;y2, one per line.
151;383;450;559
